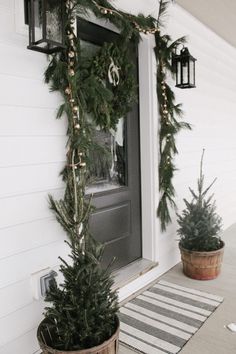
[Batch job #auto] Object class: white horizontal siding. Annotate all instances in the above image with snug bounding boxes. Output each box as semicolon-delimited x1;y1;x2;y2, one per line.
0;300;45;347
0;190;64;229
0;6;14;35
167;4;236;232
0;328;39;354
0;43;50;80
0;218;65;260
158;2;236;277
0;0;68;352
0;106;65;136
0;163;64;198
0;238;69;289
0;136;66;167
0;75;62;108
0;0;14;9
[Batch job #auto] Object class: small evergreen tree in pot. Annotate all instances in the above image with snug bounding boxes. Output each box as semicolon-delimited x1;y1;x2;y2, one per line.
177;150;224;280
37;161;119;353
38;235;119;352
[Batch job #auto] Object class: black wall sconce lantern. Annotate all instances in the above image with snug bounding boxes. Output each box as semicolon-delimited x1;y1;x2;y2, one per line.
172;47;197;89
26;0;66;54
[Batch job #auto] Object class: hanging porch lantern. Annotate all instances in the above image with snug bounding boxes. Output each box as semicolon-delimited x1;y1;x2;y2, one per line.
27;0;66;54
173;47;196;89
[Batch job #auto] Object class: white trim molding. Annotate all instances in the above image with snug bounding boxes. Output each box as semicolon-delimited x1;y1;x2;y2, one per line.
139;34;160;263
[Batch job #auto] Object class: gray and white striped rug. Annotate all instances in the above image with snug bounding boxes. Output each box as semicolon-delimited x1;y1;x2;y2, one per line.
119;280;223;354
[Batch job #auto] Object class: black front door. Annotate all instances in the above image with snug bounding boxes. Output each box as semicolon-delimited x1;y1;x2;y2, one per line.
77;19;142;271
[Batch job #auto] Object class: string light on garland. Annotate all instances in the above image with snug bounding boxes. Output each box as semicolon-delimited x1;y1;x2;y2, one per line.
91;0;160;35
65;0;87;172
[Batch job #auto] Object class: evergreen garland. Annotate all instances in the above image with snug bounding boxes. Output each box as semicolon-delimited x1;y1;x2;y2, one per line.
44;0;192;233
38;1;121;351
155;0;191;231
38;1;194;350
38;5;194;349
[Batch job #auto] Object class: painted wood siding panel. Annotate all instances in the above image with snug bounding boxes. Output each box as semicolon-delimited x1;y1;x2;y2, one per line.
0;301;45;347
0;240;69;289
0;218;64;260
0;1;67;352
0;106;66;136
0;75;62;108
0;164;65;198
0;328;40;354
157;2;236;280
0;136;66;167
165;4;236;231
0;191;64;229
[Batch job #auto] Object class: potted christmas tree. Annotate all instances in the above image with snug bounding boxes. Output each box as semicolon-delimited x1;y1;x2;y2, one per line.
37;140;119;353
177;150;224;280
36;2;119;352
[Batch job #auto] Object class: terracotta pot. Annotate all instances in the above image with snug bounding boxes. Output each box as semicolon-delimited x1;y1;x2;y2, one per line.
179;241;225;280
37;316;120;354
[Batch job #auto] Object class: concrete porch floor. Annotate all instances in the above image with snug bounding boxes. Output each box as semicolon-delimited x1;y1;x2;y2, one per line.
119;223;236;354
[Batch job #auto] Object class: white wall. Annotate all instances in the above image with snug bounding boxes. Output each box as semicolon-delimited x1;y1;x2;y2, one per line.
161;3;236;257
1;1;236;353
0;1;69;353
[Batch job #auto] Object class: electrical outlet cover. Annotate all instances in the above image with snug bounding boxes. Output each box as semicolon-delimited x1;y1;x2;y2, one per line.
31;268;51;300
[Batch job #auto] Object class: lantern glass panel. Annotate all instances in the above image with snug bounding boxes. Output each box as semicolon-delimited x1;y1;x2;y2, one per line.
181;59;189;85
189;60;195;86
45;0;63;44
29;0;41;43
176;61;181;86
27;0;65;53
34;0;40;28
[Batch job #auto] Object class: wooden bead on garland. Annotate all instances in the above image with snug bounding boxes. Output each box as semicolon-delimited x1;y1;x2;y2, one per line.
68;51;75;58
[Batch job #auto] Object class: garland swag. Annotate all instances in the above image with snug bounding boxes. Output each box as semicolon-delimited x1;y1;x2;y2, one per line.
155;0;191;230
46;0;191;241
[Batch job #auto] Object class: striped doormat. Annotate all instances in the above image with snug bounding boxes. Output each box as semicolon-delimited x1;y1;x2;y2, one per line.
119;280;223;354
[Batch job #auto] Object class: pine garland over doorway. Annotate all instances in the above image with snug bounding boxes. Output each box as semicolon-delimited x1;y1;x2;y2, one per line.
46;0;191;238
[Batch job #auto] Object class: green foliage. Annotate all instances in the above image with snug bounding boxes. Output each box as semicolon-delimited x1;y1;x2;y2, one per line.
39;1;193;348
45;0;191;232
177;151;222;252
155;0;191;231
39;236;118;351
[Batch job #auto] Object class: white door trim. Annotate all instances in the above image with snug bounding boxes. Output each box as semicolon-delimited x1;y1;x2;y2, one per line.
118;35;164;303
139;34;160;263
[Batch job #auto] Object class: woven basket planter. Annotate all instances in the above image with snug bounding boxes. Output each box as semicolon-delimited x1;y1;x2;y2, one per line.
37;316;120;354
179;241;225;280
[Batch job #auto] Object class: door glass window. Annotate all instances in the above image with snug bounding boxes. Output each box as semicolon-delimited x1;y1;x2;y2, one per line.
80;40;127;194
86;118;126;194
